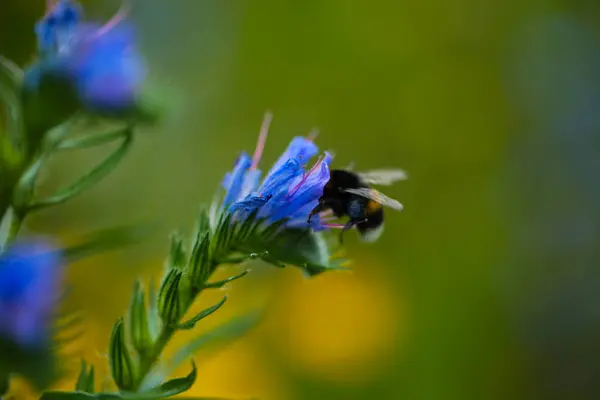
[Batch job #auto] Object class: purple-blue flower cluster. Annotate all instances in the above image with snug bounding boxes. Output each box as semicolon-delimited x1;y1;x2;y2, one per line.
221;113;333;231
24;0;146;114
0;240;63;348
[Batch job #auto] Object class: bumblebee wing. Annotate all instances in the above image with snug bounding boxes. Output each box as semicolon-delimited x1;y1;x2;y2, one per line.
357;169;408;185
343;188;404;211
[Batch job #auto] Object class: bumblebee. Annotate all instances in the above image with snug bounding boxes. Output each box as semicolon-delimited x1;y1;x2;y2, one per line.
308;168;406;243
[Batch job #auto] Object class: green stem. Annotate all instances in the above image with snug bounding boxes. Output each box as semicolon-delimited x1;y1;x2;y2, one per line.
5;210;22;246
134;327;176;391
133;264;220;391
26;127;133;213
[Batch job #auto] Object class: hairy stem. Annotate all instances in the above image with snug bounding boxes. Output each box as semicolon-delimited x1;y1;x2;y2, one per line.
133;263;220;391
134;326;176;390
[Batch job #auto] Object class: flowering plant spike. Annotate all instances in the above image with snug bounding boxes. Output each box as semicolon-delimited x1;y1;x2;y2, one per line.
0;1;408;399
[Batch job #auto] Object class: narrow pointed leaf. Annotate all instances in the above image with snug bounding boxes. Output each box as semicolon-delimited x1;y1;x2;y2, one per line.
40;392;235;400
143;310;262;388
193;207;211;238
40;392;122;400
26;127;133;212
204;270;249;289
61;221;156;264
57;128;128;151
75;361;87;391
147;279;161;339
0;56;24;141
168;232;186;269
173;296;227;330
142;360;197;398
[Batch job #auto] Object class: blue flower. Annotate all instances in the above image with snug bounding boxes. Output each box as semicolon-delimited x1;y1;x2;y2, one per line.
24;0;146;115
0;239;63;348
221;113;333;231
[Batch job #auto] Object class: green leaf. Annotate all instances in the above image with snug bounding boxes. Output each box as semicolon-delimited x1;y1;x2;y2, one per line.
204;206;343;277
211;213;233;259
193;206;211;239
56;127;129;151
167;232;187;269
43;361;196;399
128;281;153;357
75;361;95;393
233;209;260;244
204;270;249;289
109;319;136;391
147;279;161;340
173;296;227;330
0;56;24;143
26;126;134;213
40;392;122;400
60;221;157;264
265;229;348;276
40;392;238;400
141;360;196;398
141;310;262;390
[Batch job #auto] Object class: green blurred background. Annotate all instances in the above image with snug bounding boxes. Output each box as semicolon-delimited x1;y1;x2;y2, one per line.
4;0;600;399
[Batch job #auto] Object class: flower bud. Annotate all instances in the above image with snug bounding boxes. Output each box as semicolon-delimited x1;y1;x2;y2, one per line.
128;281;153;358
157;269;185;326
109;318;136;391
188;232;211;289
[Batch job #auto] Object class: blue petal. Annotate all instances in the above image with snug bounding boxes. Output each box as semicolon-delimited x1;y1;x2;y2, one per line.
264;137;318;181
28;1;147;116
222;153;252;207
259;158;302;197
35;0;83;54
268;154;331;222
239;169;262;199
228;195;270;222
0;240;62;347
71;24;146;113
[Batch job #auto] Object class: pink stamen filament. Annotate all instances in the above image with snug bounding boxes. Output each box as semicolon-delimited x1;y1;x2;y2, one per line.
324;223;345;229
251;111;273;170
320;216;338;222
319;209;333;217
46;0;55;13
307;128;319;142
95;0;132;38
287;155;324;198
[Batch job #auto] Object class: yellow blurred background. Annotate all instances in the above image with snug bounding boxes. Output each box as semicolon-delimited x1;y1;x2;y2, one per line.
4;0;600;399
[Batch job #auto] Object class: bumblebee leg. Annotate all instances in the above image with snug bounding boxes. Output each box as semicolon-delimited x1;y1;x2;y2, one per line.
338;220;356;244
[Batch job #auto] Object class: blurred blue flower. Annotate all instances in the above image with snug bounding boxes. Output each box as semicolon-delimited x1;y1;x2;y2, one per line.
24;0;146;115
0;240;63;349
221;113;333;231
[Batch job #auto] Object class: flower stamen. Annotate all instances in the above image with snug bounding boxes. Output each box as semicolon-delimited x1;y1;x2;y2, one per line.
320;209;333;217
46;0;55;13
95;0;132;38
323;223;346;229
250;111;273;170
287;154;324;198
